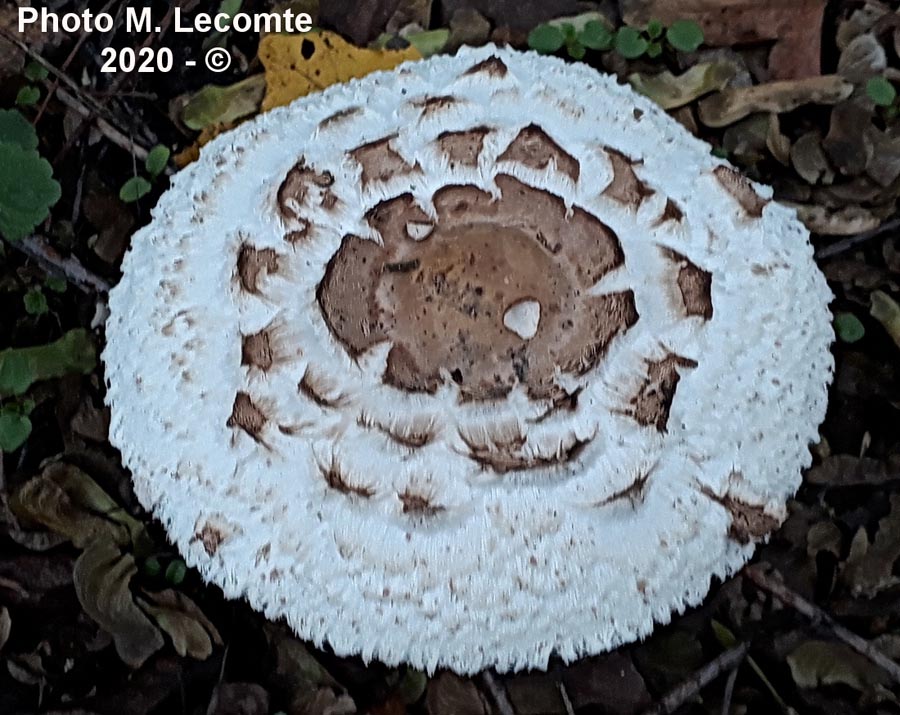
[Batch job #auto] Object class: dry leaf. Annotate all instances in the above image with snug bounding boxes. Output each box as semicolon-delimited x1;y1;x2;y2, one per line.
426;673;487;715
138;588;222;660
259;30;420;112
622;0;827;80
0;606;10;653
628;63;737;110
841;494;900;597
806;455;898;487
870;290;900;349
786;203;886;236
447;8;491;52
698;76;854;128
788;640;889;691
73;540;164;668
207;682;270;715
791;131;833;185
180;74;267;132
824;102;875;177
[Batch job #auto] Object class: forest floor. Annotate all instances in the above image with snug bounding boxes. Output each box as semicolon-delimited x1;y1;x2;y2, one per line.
2;1;900;714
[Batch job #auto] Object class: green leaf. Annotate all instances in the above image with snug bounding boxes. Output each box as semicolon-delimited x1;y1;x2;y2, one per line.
405;29;451;58
181;74;266;131
0;411;32;452
0;110;38;150
646;19;664;39
870;290;900;349
16;86;40;107
23;61;49;82
165;559;187;586
578;21;614;51
834;312;865;343
711;619;737;647
144;145;170;179
143;556;162;577
561;23;577;43
0;329;96;397
567;40;586;60
23;287;48;315
647;41;663;58
0;142;61;242
528;24;566;53
867;76;897;107
614;27;649;59
119;176;152;203
45;276;67;293
666;19;704;52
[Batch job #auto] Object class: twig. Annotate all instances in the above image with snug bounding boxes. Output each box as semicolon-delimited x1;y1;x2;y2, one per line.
745;565;900;685
55;87;156;165
480;671;517;715
721;664;740;715
9;236;112;294
557;679;575;715
815;216;900;260
641;643;751;715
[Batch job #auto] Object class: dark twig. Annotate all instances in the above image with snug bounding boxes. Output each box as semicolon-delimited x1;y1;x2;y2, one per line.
480;671;517;715
815;216;900;260
9;236;112;294
641;643;751;715
745;565;900;685
721;663;741;715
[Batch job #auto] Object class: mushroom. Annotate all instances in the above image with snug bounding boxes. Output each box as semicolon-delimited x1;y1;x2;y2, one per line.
103;45;834;674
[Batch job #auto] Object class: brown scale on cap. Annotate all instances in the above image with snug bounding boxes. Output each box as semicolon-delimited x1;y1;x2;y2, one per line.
594;466;654;508
661;248;714;321
241;328;275;372
713;166;768;218
626;353;698;433
316;169;638;401
700;487;781;544
436;127;491;167
237;245;279;294
318;106;362;130
299;366;346;409
349;136;420;186
277;160;337;219
414;95;461;119
398;490;444;516
464;56;508;77
320;459;374;498
656;199;684;225
499;125;580;182
463;433;591;473
227;392;268;443
193;521;227;556
602;148;655;208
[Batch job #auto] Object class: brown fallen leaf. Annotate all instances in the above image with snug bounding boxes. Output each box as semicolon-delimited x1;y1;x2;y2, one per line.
206;682;270;715
838;33;887;83
0;605;10;653
841;494;900;597
259;30;420;112
628;62;737;110
823;102;875;177
766;113;791;165
562;653;652;713
73;540;164;668
788;640;890;692
447;8;491;52
439;0;593;31
425;672;487;715
137;588;222;660
791;131;833;185
385;0;433;34
698;76;854;128
622;0;827;80
870;290;900;349
785;202;887;236
806;454;898;487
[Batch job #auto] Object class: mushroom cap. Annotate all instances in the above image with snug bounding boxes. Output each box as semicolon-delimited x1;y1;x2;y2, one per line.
103;45;834;674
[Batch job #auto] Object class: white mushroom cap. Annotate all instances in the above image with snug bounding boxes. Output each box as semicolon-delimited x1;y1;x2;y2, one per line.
103;45;834;675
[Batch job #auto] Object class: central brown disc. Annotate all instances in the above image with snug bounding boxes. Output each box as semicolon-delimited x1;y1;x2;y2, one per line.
317;176;640;400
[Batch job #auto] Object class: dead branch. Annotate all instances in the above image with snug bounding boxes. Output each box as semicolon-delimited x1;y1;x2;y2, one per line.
641;643;750;715
9;235;112;294
814;216;900;260
745;565;900;685
480;670;517;715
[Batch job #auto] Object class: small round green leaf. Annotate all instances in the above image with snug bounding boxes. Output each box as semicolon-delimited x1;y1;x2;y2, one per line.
527;24;566;53
0;110;38;150
15;86;40;107
0;143;61;242
45;276;67;293
24;61;49;82
24;287;48;316
119;176;152;203
667;19;704;52
0;411;32;452
866;76;897;107
143;556;162;577
579;21;614;51
647;41;663;58
567;40;586;60
646;19;664;40
614;27;649;59
145;145;170;179
834;312;865;343
165;559;187;585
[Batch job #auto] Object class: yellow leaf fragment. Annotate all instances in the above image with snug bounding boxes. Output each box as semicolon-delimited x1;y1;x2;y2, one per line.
870;290;900;350
259;30;420;111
